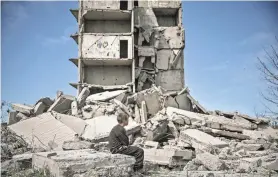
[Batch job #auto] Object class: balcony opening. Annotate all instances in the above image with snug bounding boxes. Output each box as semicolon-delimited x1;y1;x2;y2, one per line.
120;40;128;58
134;0;138;7
120;0;128;10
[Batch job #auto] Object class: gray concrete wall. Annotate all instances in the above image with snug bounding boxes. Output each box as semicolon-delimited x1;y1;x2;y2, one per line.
84;66;132;85
85;20;131;33
138;1;181;8
155;70;184;91
82;0;133;10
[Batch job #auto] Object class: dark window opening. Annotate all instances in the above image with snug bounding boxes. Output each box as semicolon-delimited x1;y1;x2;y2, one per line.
120;0;128;10
134;0;138;7
120;40;128;58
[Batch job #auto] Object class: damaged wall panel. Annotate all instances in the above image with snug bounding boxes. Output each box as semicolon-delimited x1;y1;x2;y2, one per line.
154;27;185;49
84;66;132;86
82;35;133;59
82;0;133;10
138;1;181;8
156;70;184;91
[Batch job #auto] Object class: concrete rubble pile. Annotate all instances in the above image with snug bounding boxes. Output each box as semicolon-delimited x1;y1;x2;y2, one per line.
2;84;278;177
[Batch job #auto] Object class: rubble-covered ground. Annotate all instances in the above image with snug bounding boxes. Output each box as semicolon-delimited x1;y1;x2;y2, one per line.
2;85;278;177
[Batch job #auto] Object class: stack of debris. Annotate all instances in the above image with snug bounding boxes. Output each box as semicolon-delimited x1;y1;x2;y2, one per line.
2;85;278;177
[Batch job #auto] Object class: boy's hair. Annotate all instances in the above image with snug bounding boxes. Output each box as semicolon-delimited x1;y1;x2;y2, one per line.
117;112;129;124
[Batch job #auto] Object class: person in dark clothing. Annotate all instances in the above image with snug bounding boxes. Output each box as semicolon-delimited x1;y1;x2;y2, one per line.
109;112;144;172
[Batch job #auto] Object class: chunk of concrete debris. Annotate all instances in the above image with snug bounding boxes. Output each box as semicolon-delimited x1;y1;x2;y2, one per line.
140;101;148;123
144;141;159;149
51;112;87;135
8;111;19;125
134;105;141;123
48;94;74;114
35;97;54;107
34;102;47;116
237;157;262;173
168;121;179;139
211;129;250;140
11;103;33;116
81;116;140;143
62;140;94;150
86;90;126;102
196;152;226;171
32;150;135;177
15;112;28;120
175;93;192;111
144;148;193;167
263;159;278;171
167;107;256;132
81;102;118;119
112;99;131;117
8;112;76;151
146;120;168;142
77;87;90;107
183;160;199;171
180;129;228;150
165;96;178;108
243;130;275;140
114;92;127;103
71;100;78;116
236;143;263;151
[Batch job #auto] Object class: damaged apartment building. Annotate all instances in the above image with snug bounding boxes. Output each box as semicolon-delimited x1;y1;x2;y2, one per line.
69;0;184;94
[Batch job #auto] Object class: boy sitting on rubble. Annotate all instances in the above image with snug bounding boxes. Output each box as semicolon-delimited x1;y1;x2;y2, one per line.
109;112;144;173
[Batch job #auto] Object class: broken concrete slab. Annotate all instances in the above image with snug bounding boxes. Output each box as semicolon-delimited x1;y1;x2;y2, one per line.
86;90;126;102
146;120;168;142
62;140;94;150
35;97;54;107
186;94;209;114
81;116;140;143
134;105;141;123
243;130;272;140
144;148;193;167
51;112;87;135
114;92;127;103
11;103;33;116
47;94;74;114
34;102;47;116
15;112;28;121
210;129;250;140
196;152;226;171
8;112;76;151
180;129;228;149
237;157;262;173
168;121;179;139
8;111;19;125
32;150;135;177
263;159;278;171
156;70;184;91
166;107;256;132
165;96;178;108
77;87;90;107
112;99;132;117
236;143;263;151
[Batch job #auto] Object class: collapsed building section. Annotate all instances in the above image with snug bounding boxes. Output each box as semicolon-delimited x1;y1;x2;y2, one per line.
69;0;184;94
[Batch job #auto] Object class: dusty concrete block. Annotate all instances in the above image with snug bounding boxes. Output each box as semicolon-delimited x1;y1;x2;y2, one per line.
51;112;87;135
196;152;226;171
48;95;74;114
8;113;76;150
140;101;148;123
8;111;18;125
82;116;140;142
62;141;94;150
11;103;33;116
144;141;159;149
183;161;199;171
32;150;135;177
77;87;90;107
180;129;228;149
144;148;193;167
34;102;47;116
86;90;126;102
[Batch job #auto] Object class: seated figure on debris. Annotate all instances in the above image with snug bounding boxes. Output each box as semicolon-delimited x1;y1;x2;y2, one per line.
109;112;144;172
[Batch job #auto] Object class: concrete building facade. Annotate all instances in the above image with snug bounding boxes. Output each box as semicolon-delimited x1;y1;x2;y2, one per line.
69;0;184;94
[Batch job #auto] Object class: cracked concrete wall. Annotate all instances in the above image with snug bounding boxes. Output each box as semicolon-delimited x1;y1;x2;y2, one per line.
84;66;132;86
82;0;133;10
134;3;184;92
85;20;131;33
81;34;133;59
